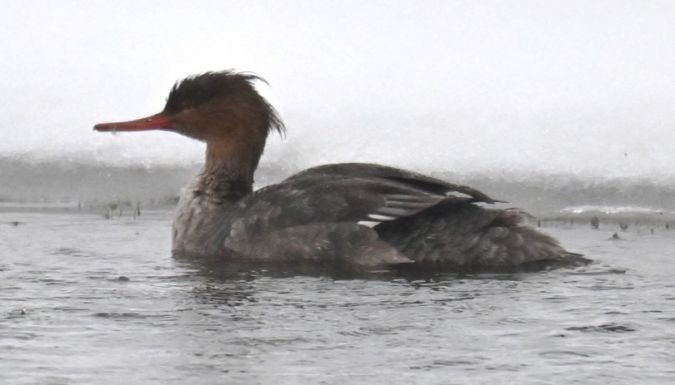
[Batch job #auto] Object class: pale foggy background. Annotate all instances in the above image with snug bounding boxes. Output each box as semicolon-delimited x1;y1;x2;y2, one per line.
1;0;674;207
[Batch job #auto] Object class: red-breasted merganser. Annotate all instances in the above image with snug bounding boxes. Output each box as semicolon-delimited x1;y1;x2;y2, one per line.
94;71;586;271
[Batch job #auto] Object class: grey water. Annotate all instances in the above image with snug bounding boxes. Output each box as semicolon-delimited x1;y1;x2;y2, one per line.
1;207;674;385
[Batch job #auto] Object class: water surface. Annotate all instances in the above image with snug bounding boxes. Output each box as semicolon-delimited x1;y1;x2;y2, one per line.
1;209;674;384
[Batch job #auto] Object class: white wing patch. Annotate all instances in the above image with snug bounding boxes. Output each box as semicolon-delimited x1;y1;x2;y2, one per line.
376;194;445;218
445;191;473;199
357;220;381;228
367;214;397;221
361;193;447;226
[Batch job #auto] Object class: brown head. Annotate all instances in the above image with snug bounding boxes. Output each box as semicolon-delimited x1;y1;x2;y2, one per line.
94;71;285;193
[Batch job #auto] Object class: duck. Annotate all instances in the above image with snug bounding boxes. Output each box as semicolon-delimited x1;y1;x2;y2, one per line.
94;70;587;272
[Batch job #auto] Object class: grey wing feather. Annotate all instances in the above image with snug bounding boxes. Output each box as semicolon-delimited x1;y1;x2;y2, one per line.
233;163;502;231
243;175;448;229
286;163;501;203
